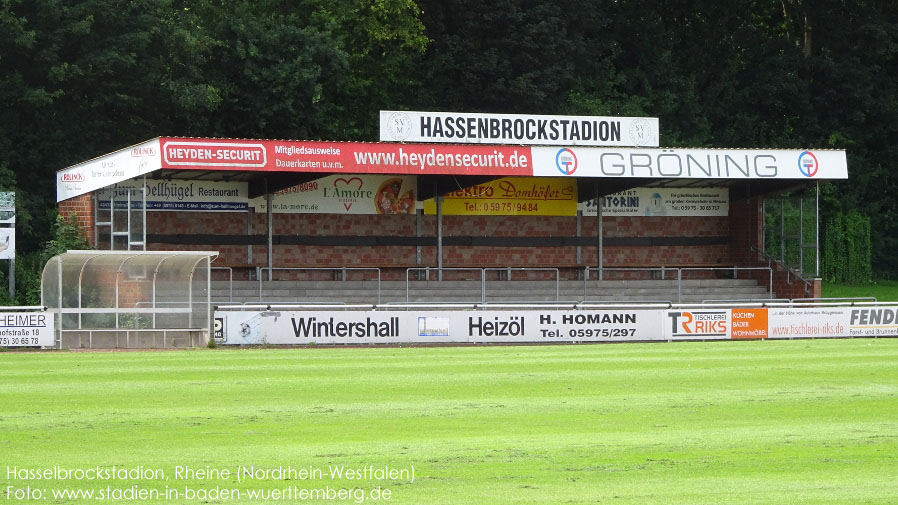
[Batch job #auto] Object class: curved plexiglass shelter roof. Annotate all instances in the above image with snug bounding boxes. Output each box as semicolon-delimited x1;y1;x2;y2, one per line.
41;251;218;338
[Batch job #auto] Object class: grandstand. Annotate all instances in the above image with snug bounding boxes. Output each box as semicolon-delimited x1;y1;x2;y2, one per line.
46;114;855;347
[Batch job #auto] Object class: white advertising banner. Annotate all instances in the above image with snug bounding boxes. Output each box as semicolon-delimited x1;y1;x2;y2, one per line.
57;139;162;202
96;179;250;212
380;110;660;147
252;174;417;214
0;312;54;347
768;306;898;338
582;187;729;216
219;305;898;345
531;147;848;180
218;309;664;345
663;309;732;340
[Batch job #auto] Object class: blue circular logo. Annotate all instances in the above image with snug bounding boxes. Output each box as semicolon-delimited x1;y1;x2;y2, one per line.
555;148;578;175
798;151;818;177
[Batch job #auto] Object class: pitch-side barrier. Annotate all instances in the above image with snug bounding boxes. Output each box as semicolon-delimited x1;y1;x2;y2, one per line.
213;300;898;345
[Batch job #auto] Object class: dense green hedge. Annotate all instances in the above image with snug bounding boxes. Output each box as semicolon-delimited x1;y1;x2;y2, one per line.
823;210;872;284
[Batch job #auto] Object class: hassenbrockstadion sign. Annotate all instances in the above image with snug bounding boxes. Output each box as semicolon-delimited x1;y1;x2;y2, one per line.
379;110;660;147
57;137;848;202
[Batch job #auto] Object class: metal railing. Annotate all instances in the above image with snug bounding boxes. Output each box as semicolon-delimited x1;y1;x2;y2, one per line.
207;265;777;305
214;301;681;312
258;267;382;304
405;268;485;303
581;266;774;303
752;246;815;293
406;267;560;303
213;299;896;313
211;267;233;302
678;267;774;303
703;299;789;305
485;267;560;302
788;297;877;306
216;303;371;311
57;327;206;349
586;265;681;281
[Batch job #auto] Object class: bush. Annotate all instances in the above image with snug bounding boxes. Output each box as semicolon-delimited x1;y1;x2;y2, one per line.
823;210;872;284
0;213;90;306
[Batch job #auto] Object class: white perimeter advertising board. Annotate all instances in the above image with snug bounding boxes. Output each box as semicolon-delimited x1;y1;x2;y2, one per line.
218;310;663;345
662;306;898;340
768;306;898;338
0;312;54;347
219;306;898;344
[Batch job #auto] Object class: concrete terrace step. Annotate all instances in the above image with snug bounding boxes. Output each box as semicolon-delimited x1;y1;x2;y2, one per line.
220;284;769;295
211;278;771;304
212;279;764;290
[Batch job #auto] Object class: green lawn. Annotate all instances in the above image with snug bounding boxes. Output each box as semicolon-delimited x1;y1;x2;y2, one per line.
822;280;898;301
2;341;897;504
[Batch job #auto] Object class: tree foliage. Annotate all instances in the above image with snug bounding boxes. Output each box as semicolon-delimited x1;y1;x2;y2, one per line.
2;0;898;277
823;210;872;284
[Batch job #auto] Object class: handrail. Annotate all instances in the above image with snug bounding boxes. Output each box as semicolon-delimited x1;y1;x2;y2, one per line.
406;268;485;303
212;299;898;312
382;302;479;311
790;297;877;303
582;266;774;303
678;267;774;303
239;264;779;305
57;327;205;350
751;246;815;293
216;303;373;311
765;300;898;308
210;267;233;302
258;267;382;304
702;298;789;305
405;267;561;303
484;267;560;302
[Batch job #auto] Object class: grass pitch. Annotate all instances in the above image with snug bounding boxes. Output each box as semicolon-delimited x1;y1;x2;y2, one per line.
2;340;897;504
823;280;898;301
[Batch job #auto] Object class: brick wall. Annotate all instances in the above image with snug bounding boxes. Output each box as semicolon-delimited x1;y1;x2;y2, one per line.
57;193;95;247
729;198;763;265
726;197;819;299
770;271;822;299
142;210;736;272
62;192;807;291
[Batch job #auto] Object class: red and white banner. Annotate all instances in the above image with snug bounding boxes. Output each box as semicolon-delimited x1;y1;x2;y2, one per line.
57;137;849;202
160;138;533;176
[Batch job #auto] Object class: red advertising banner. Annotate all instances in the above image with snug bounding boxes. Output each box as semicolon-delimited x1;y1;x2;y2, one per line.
160;138;534;177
